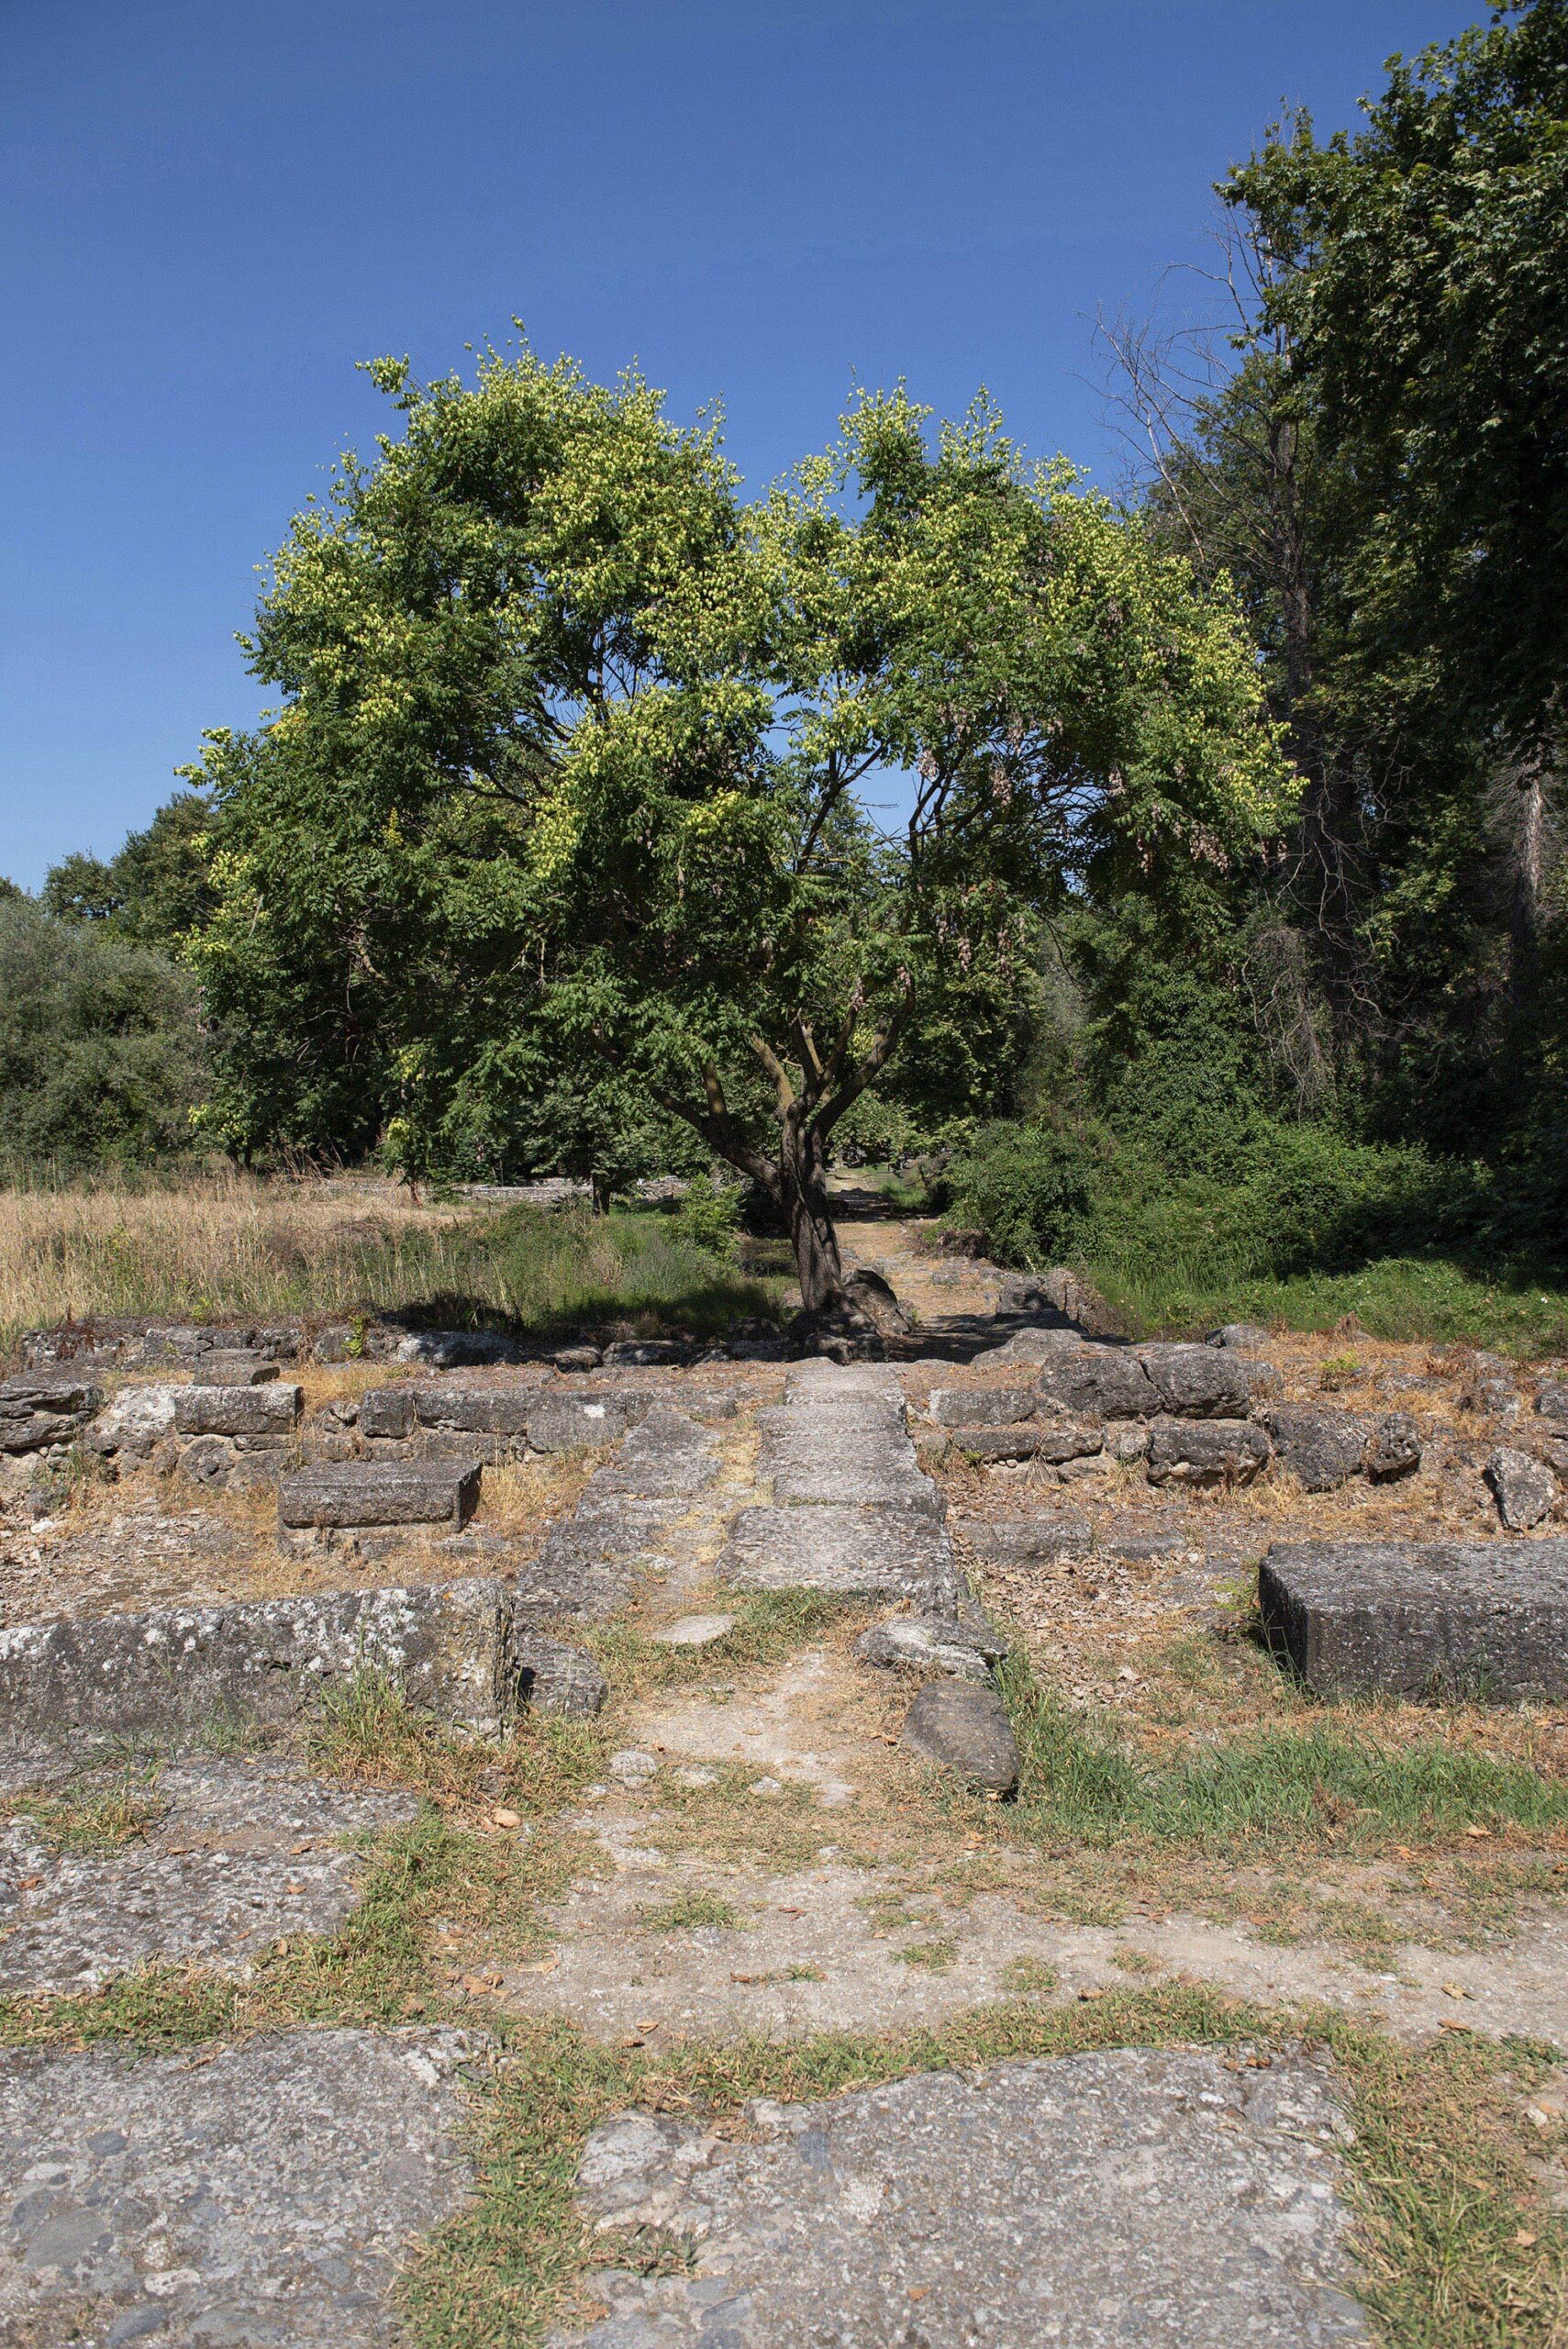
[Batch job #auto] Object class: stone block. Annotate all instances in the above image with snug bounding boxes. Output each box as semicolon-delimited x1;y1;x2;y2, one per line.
1256;1404;1366;1492
855;1615;992;1681
526;1391;633;1451
174;1381;302;1441
0;1578;517;1739
0;1375;104;1455
83;1382;181;1462
949;1422;1102;1464
1485;1446;1557;1531
1135;1342;1252;1419
975;1327;1086;1366
417;1385;539;1436
1259;1537;1568;1700
199;1351;281;1385
1207;1322;1273;1350
508;1631;608;1719
1537;1381;1568;1423
278;1459;481;1532
1146;1416;1271;1487
602;1338;688;1368
961;1512;1093;1562
1036;1345;1155;1421
900;1680;1019;1794
1364;1412;1423;1482
360;1386;419;1441
928;1385;1035;1428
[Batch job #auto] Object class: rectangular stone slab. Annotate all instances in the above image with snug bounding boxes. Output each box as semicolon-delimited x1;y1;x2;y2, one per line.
279;1460;481;1530
718;1504;957;1602
175;1382;302;1439
0;1578;517;1738
1259;1538;1568;1700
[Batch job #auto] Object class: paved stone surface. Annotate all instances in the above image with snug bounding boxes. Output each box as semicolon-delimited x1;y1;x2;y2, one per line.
899;1679;1019;1794
652;1614;737;1648
0;2026;481;2345
1260;1537;1568;1699
0;1758;415;1992
720;1504;955;1600
559;2047;1368;2347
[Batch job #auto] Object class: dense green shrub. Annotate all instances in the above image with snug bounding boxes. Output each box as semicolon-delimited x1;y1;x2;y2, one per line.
0;896;206;1171
948;1111;1496;1285
672;1181;743;1263
945;1117;1119;1265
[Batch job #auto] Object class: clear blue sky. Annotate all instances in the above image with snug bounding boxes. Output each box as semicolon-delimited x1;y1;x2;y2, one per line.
1;0;1477;890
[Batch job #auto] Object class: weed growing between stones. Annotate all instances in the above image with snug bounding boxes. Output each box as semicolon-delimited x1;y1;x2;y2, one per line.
3;1765;164;1854
638;1891;742;1933
309;1669;607;1818
585;1588;866;1698
389;1989;1568;2349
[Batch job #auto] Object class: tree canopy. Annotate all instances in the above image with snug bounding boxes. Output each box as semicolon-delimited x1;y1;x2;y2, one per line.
193;349;1291;1308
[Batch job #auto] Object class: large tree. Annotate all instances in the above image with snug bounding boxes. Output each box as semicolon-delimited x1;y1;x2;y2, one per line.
196;350;1291;1313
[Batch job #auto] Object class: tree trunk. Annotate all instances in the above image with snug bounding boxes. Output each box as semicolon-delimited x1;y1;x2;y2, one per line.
776;1121;845;1313
589;1172;613;1216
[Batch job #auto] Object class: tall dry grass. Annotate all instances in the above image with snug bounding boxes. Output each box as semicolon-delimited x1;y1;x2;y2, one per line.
0;1170;786;1357
0;1170;470;1350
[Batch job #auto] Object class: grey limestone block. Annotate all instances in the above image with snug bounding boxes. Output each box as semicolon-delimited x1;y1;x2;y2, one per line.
83;1382;182;1462
360;1385;419;1441
509;1631;608;1719
1485;1446;1558;1531
899;1679;1020;1794
948;1421;1102;1464
1259;1536;1568;1700
561;2048;1368;2347
854;1615;992;1681
928;1384;1036;1428
526;1390;635;1451
174;1380;302;1440
1537;1381;1568;1423
1257;1404;1369;1493
960;1510;1093;1562
1036;1344;1155;1421
1207;1321;1273;1350
1364;1412;1423;1482
0;1374;105;1455
1146;1416;1271;1487
279;1458;481;1531
1135;1341;1253;1419
198;1350;281;1385
0;1576;521;1740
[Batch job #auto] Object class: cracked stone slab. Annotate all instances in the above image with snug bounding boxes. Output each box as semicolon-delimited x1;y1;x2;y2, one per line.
1260;1537;1568;1699
0;2026;481;2346
558;2046;1368;2347
0;1758;415;1993
718;1504;956;1602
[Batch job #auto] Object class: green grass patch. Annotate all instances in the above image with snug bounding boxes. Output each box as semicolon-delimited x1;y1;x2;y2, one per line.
1086;1250;1568;1356
4;1767;164;1854
590;1590;862;1693
997;1652;1568;1854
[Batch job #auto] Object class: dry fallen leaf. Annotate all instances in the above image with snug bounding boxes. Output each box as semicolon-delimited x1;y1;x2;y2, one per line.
1464;1824;1492;1840
493;1808;522;1830
1440;1982;1472;1999
1516;2231;1539;2248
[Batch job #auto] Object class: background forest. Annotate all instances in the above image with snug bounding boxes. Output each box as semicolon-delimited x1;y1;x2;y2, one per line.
6;3;1565;1341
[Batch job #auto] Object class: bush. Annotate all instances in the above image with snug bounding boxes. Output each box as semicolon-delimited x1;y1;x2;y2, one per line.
0;896;206;1172
946;1117;1119;1265
672;1180;743;1263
